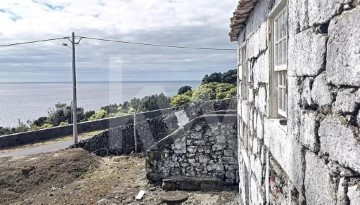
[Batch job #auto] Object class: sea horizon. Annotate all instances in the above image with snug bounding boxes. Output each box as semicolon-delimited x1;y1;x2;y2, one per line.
0;80;201;84
0;81;201;127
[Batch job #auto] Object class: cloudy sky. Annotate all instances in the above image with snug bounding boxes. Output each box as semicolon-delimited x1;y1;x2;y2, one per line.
0;0;238;82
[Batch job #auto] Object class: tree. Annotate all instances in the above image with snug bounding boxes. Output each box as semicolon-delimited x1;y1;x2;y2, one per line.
143;95;159;111
84;110;95;121
47;103;85;126
101;104;118;114
155;93;171;109
202;72;222;84
33;117;47;127
222;69;237;84
130;98;141;111
201;69;237;85
177;86;192;95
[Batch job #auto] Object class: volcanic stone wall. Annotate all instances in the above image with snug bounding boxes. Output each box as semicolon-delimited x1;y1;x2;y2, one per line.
146;114;238;186
235;0;360;204
0;99;236;150
72;99;237;156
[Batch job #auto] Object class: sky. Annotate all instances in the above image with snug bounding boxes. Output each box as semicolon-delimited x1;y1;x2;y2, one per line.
0;0;238;82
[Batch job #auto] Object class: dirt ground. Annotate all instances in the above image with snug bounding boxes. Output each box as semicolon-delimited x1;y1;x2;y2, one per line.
0;148;239;205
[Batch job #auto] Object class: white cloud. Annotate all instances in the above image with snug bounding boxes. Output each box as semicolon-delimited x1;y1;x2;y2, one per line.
0;0;237;38
0;0;238;82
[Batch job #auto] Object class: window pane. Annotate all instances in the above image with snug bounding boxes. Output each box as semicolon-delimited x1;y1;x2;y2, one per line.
284;40;287;64
281;40;285;65
278;43;281;65
279;88;282;109
275;43;278;65
278;72;281;86
285;90;288;112
284;12;287;37
281;13;284;38
275;19;278;41
277;19;280;40
282;88;285;110
279;41;282;65
283;71;286;85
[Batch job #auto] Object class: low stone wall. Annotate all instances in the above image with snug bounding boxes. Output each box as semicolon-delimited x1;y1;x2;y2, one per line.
0;98;236;150
146;114;238;186
0;107;180;149
70;98;237;155
72;112;180;156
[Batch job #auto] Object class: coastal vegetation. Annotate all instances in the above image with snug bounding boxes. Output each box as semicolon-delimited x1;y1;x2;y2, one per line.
0;69;236;135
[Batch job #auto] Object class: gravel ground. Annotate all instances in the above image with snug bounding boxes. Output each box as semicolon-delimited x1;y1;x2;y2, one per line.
0;148;239;205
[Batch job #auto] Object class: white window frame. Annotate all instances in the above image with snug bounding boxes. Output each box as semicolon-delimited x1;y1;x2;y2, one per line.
239;44;248;101
269;0;288;118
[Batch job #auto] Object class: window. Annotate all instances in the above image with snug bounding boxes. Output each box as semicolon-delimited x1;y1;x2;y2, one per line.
270;2;288;118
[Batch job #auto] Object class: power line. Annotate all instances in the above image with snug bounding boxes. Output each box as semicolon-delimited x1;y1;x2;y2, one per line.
78;36;237;51
0;37;70;47
0;35;237;51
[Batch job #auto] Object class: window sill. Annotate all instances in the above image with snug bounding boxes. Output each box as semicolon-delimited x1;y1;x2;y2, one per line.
268;118;287;133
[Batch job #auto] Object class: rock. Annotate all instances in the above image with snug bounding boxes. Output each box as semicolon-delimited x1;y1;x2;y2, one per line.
224;150;233;157
288;0;308;34
96;198;110;205
212;144;223;151
319;117;360;173
305;151;337;204
308;0;352;25
288;29;327;76
301;77;313;106
299;111;319;152
327;7;360;86
333;89;360;113
348;184;360;205
162;180;177;191
198;155;210;164
200;180;224;191
257;86;267;114
253;51;270;89
337;178;348;205
225;172;235;180
215;136;226;144
311;73;333;106
187;146;197;154
161;191;189;204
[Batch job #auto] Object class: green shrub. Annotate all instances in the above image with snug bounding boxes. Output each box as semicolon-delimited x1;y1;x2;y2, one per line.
89;109;108;121
171;94;191;107
191;82;235;102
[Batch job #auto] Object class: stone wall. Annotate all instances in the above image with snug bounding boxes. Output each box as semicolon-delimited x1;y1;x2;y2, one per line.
233;0;360;204
72;99;237;156
146;114;238;186
0;114;134;149
0;99;236;150
72;111;180;156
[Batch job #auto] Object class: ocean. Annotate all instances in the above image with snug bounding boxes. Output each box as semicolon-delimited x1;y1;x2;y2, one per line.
0;81;200;127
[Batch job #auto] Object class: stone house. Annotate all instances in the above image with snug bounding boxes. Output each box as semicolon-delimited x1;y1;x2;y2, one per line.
229;0;360;204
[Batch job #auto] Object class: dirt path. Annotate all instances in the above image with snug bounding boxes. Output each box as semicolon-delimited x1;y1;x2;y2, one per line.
0;130;103;158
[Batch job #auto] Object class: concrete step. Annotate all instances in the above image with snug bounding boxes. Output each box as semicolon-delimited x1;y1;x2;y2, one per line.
162;176;223;191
